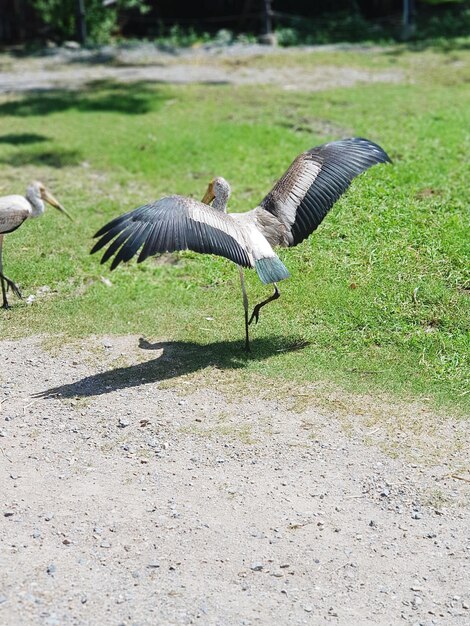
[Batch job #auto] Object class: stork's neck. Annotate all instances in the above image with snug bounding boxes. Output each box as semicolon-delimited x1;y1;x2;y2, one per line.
212;191;229;213
27;194;45;218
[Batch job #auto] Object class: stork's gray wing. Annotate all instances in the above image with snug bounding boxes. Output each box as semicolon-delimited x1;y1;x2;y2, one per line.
0;197;30;234
92;195;252;270
259;137;391;247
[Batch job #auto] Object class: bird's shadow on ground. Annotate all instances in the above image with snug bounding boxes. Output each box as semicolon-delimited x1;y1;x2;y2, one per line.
36;336;309;400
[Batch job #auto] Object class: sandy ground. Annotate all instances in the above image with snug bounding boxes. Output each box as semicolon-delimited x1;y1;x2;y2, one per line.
0;335;469;626
0;43;404;93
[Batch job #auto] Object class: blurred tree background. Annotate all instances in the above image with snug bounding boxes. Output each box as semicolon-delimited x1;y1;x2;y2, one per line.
0;0;469;45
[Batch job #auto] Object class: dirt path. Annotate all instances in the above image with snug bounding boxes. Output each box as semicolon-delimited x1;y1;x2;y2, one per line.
0;44;403;93
1;336;468;625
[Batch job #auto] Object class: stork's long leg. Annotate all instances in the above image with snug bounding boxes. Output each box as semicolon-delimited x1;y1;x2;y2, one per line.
238;266;251;352
0;276;7;309
248;283;280;326
0;235;22;309
0;236;8;309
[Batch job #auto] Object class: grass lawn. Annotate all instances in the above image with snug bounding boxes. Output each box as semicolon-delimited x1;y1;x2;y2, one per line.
0;45;468;415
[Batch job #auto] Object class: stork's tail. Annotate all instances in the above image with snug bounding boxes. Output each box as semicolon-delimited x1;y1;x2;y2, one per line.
255;256;290;285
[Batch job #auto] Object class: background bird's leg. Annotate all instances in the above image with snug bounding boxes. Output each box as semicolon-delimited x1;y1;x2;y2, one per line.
238;266;251;352
249;283;280;326
0;276;7;309
0;236;8;309
0;235;22;308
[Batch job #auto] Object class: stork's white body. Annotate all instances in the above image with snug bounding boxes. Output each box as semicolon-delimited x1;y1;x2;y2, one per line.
0;190;48;236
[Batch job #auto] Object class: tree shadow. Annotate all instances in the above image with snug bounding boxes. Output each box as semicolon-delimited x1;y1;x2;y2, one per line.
35;336;309;400
0;148;82;168
0;80;168;117
0;133;48;145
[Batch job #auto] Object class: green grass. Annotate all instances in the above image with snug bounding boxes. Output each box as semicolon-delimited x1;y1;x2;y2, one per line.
0;47;469;415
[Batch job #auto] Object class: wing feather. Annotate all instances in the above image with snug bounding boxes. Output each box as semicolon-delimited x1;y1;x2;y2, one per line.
0;196;30;235
92;195;252;270
110;222;151;270
259;137;391;246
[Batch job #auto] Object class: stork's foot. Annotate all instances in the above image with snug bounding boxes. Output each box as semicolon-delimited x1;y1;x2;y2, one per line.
1;274;22;309
248;306;261;326
6;279;22;300
248;285;280;326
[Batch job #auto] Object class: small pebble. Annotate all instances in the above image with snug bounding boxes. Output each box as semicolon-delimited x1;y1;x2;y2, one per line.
304;605;313;613
47;564;56;576
0;595;7;604
250;562;264;572
411;512;422;520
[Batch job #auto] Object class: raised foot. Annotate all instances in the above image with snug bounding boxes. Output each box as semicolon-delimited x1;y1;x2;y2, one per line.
248;285;280;326
248;306;261;326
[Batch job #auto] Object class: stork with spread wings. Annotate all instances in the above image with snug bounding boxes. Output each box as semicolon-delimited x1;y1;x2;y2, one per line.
92;138;391;351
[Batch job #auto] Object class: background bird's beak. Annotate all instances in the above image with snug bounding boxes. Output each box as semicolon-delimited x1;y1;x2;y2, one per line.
202;182;215;205
42;189;74;221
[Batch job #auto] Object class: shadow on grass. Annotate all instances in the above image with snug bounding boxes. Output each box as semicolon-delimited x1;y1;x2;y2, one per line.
0;80;168;117
36;336;309;399
0;133;48;145
0;148;82;168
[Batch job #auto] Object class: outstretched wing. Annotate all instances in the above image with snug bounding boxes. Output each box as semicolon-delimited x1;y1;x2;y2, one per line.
91;195;252;270
259;137;391;247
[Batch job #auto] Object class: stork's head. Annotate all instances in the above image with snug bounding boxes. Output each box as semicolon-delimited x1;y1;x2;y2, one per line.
27;181;73;220
202;177;231;212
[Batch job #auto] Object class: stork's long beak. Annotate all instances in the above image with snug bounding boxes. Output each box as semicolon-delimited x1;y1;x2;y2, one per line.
43;190;73;221
202;182;215;205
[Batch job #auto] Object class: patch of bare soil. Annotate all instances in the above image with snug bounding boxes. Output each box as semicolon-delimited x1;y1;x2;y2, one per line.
0;335;469;625
0;45;404;93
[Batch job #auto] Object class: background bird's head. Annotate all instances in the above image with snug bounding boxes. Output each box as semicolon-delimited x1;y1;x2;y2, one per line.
27;181;73;220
